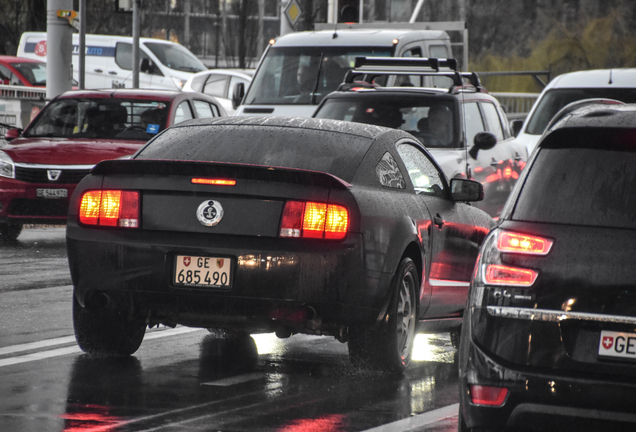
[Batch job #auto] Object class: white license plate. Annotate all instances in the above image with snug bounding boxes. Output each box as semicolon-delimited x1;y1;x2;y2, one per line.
37;188;68;198
174;255;232;288
598;330;636;360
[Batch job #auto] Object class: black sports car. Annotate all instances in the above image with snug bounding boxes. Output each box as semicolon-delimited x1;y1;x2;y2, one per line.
66;116;493;372
458;103;636;430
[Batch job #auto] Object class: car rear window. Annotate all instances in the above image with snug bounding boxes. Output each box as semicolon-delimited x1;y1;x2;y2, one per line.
135;125;372;182
512;128;636;228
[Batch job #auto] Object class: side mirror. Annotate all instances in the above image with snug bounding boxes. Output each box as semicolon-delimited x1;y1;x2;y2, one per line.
469;132;497;159
510;119;524;137
140;58;156;74
232;82;245;110
4;128;22;141
450;178;484;202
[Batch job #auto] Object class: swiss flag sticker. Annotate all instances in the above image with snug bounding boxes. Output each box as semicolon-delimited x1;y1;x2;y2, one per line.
602;336;614;350
183;257;191;267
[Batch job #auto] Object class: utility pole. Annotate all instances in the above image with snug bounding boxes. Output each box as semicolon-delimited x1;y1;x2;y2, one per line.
46;0;73;99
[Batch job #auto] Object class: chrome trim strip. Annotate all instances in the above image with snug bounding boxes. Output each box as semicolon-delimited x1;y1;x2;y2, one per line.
487;306;636;325
15;163;95;170
429;279;470;287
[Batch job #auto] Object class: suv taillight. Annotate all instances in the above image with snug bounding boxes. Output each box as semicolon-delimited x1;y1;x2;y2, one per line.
279;200;348;240
79;190;139;228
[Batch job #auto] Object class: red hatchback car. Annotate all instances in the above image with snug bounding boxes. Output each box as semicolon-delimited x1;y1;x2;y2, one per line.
0;89;226;241
0;55;47;87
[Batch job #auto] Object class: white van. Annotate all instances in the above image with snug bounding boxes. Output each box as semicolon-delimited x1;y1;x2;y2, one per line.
17;32;207;91
511;68;636;154
234;28;453;117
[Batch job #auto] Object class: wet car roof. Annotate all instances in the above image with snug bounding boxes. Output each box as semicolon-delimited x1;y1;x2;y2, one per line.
549;103;636;130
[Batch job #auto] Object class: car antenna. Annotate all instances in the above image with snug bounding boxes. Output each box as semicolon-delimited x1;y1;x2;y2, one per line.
609;69;613;85
311;52;325;105
333;22;338;39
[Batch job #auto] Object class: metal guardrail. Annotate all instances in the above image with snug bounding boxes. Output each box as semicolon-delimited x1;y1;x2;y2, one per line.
0;85;48;137
491;92;539;119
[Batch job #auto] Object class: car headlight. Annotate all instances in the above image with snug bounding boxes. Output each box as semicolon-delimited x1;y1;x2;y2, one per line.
171;76;185;90
0;151;15;179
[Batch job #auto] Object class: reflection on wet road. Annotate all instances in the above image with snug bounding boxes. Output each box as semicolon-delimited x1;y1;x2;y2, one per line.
0;228;460;432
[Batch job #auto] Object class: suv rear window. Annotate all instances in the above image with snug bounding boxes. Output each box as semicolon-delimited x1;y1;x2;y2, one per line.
135;125;372;182
512;128;636;228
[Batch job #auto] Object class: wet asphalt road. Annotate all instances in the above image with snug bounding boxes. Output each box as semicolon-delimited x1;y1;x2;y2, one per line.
0;227;460;432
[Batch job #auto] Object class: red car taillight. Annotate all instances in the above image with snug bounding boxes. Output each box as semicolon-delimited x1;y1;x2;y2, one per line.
279;200;348;240
484;264;538;287
497;232;553;255
79;190;139;228
469;385;509;406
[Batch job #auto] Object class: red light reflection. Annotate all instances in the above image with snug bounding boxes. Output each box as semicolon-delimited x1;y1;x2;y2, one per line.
62;404;123;432
278;414;346;432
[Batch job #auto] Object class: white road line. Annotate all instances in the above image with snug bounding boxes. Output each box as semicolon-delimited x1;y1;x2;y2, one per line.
0;336;76;356
0;326;203;368
201;372;266;387
362;403;459;432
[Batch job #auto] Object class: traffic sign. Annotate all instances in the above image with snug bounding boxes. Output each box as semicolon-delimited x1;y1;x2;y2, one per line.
285;0;302;27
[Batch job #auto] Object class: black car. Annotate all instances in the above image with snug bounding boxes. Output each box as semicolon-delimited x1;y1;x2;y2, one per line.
66;116;493;373
458;103;636;430
313;57;529;218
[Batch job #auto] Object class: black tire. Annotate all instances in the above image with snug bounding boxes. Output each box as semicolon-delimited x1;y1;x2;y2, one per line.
73;294;146;357
349;257;418;373
0;223;22;242
451;328;461;349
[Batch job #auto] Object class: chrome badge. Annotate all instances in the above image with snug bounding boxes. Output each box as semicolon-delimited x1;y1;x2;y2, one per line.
47;170;62;181
196;200;224;226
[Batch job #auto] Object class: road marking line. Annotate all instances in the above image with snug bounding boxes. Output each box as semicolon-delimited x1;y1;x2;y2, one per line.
201;372;266;387
0;326;203;368
0;336;76;356
362;403;459;432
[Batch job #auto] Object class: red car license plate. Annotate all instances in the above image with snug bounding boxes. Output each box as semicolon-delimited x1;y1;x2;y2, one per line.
174;255;232;288
37;188;68;198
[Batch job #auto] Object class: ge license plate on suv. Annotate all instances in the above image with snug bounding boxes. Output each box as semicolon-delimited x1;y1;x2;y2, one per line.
598;330;636;360
174;255;232;288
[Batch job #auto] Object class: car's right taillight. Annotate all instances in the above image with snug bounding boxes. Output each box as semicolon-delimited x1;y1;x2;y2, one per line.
279;200;348;240
473;229;553;290
79;190;139;228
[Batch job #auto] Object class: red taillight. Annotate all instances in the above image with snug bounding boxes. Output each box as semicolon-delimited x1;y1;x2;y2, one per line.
484;264;538;286
469;385;508;406
497;232;553;255
191;178;236;186
280;201;348;240
79;190;139;228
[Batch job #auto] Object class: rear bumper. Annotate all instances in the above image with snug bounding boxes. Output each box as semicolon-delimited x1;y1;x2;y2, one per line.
459;306;636;431
66;223;391;335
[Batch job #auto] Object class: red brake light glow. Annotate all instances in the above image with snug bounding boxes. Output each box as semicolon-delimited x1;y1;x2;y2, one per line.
191;178;236;186
497;232;553;255
280;201;348;240
79;190;139;228
484;264;538;286
469;385;509;406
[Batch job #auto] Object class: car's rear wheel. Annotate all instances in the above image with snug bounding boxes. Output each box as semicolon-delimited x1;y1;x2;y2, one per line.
73;294;146;357
0;223;22;242
349;257;418;373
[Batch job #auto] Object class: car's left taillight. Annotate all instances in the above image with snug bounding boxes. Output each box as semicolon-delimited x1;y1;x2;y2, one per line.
79;190;139;228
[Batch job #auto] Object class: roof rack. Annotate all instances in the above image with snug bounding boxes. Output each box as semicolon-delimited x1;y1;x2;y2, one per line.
342;57;486;94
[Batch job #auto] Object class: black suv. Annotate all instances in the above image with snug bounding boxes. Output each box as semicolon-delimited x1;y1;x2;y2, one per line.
313;57;528;217
458;102;636;431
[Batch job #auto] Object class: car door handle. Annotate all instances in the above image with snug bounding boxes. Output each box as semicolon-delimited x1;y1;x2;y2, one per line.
514;152;523;161
108;71;118;75
433;214;445;229
94;69;103;73
490;158;499;167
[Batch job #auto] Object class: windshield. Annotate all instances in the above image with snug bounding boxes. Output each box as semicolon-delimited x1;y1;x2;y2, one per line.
13;62;47;86
24;98;170;140
315;95;459;148
244;46;392;106
143;42;207;73
525;88;636;135
135;125;372;182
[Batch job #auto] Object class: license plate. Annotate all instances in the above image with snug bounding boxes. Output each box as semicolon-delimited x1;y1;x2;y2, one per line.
37;188;68;198
598;330;636;360
174;255;232;288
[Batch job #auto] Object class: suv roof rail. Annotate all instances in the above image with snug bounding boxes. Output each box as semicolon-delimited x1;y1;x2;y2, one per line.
343;57;486;93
